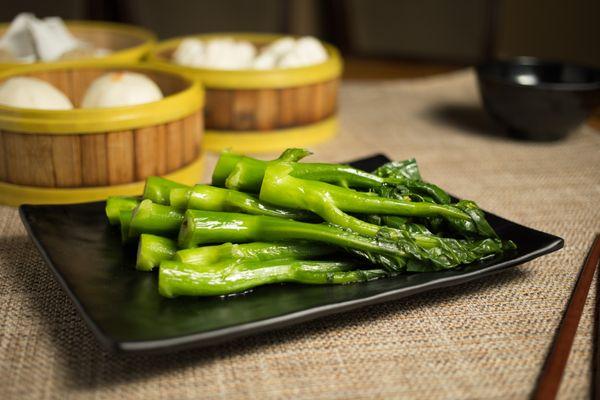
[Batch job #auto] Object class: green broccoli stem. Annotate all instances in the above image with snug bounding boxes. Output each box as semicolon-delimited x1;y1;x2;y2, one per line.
105;196;140;225
119;210;134;243
129;199;184;238
217;150;450;205
175;241;336;266
178;210;415;271
136;234;177;271
211;151;243;187
159;259;387;297
259;172;504;265
143;176;190;205
176;211;506;273
259;162;469;232
178;210;385;251
169;184;314;220
213;148;311;189
169;188;190;209
223;157;384;193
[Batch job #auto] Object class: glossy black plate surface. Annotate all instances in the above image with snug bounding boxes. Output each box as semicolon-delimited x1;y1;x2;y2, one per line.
20;155;563;354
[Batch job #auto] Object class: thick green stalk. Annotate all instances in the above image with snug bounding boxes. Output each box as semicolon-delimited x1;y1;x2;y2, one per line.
159;259;387;297
143;176;190;205
218;150;449;204
175;241;336;266
211;151;243;187
169;188;191;209
106;196;140;225
224;157;384;193
129;199;184;238
119;210;134;243
259;170;501;263
178;210;421;271
170;184;314;220
259;162;469;238
178;210;509;271
178;210;403;255
136;234;177;271
213;148;311;189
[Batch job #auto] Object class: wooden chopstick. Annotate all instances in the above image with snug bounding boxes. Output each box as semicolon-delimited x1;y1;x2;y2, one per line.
595;240;600;400
532;234;600;400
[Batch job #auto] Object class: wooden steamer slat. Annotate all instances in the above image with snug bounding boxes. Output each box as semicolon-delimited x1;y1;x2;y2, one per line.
81;133;108;186
182;111;202;163
292;85;313;126
278;88;296;128
310;82;326;122
326;79;339;116
205;89;232;129
134;126;160;180
255;89;278;131
3;132;55;187
106;130;135;185
194;112;204;153
51;135;82;187
155;124;169;175
166;119;185;171
231;90;258;130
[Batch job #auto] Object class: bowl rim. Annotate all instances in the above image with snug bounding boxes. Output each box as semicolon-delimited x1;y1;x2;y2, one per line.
476;56;600;91
0;20;157;69
0;62;204;134
147;32;343;89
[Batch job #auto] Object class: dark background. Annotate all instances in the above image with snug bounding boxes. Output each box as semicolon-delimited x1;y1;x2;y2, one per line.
1;0;599;68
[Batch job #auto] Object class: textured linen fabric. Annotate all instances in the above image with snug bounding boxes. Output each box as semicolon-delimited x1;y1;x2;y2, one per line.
1;70;599;399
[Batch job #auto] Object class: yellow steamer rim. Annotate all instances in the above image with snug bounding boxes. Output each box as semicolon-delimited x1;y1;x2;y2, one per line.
0;20;156;70
148;33;343;152
0;62;205;206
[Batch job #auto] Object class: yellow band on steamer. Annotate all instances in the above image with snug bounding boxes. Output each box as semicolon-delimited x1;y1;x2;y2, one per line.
0;63;204;134
203;116;338;153
148;33;343;89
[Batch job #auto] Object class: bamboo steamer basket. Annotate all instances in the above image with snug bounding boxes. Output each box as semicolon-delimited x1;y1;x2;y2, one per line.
148;33;343;153
0;62;205;206
0;20;156;70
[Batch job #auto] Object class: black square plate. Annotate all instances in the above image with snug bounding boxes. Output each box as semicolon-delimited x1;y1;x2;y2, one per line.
19;155;563;354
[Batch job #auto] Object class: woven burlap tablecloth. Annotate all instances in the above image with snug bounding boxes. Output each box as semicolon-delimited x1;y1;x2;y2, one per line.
1;70;599;399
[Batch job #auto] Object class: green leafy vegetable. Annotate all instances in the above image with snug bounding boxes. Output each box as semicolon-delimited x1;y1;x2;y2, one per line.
159;259;387;297
105;196;140;225
105;148;516;298
175;241;335;266
136;234;177;271
169;184;313;220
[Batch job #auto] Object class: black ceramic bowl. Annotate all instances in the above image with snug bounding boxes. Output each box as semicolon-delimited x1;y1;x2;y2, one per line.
476;58;600;141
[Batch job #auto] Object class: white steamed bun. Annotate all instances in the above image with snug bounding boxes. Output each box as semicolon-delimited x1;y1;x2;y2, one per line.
0;77;73;110
172;38;205;68
173;38;256;69
278;37;328;68
171;35;328;70
81;72;163;108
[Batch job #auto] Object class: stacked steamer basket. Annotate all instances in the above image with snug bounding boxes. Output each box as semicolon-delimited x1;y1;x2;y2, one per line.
0;63;204;206
0;20;156;70
148;33;343;153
